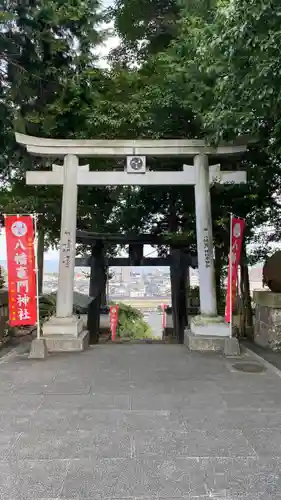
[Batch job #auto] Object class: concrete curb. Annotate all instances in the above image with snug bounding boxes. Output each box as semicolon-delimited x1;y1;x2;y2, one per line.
243;345;281;380
0;343;30;364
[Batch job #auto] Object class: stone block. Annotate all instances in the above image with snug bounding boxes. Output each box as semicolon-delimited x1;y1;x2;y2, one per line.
42;315;83;337
13;428;132;460
259;304;271;325
190;316;229;337
190;315;229;337
0;432;23;460
222;391;281;410
100;313;110;329
166;313;173;329
254;290;281;308
62;457;207;499
184;330;225;352
72;291;93;313
271;308;281;325
133;428;254;458
80;313;87;328
223;337;240;357
243;428;281;458
80;312;109;330
39;393;130;411
260;318;270;334
205;457;281;499
44;330;89;352
254;300;281;350
29;338;48;359
0;458;67;499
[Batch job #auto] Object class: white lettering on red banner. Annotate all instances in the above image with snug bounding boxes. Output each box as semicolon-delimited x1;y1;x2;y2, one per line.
5;215;37;327
161;304;167;329
225;218;245;323
110;305;119;341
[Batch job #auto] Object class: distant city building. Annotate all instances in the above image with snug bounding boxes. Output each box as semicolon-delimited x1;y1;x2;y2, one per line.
43;263;266;297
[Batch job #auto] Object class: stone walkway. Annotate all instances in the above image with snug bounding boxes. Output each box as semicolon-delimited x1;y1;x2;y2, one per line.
1;343;281;499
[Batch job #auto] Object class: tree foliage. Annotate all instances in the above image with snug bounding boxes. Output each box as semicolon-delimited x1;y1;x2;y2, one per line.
0;0;121;244
107;0;180;64
1;0;281;270
106;0;281;266
197;0;281;149
192;0;281;259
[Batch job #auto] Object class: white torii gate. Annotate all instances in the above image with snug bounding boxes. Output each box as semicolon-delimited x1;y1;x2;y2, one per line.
15;133;248;352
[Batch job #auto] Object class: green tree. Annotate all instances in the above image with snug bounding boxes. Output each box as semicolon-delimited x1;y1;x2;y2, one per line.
0;0;122;245
187;0;281;261
97;1;212;252
107;0;180;64
196;0;281;150
105;0;281;295
0;0;127;292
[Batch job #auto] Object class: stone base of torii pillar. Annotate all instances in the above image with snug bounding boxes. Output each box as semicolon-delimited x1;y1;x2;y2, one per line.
42;316;88;353
184;317;229;354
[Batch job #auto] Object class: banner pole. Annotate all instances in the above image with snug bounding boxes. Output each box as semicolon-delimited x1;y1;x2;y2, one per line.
229;213;233;338
33;214;41;340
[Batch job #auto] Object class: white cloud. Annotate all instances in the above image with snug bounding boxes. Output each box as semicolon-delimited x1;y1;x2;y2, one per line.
96;34;120;68
102;0;115;6
95;18;120;68
0;230;58;262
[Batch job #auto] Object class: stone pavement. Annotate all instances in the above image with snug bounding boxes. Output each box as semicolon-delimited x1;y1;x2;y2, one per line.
1;344;281;499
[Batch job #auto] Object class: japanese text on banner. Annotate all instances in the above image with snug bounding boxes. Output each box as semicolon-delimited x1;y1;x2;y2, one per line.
161;304;167;329
5;215;37;327
225;218;245;323
110;305;119;341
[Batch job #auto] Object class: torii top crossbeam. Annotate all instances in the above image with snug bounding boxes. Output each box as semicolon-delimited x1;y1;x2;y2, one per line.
15;133;251;157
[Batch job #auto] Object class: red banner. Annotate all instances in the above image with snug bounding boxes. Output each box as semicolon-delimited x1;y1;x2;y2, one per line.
225;217;245;323
161;304;167;328
110;305;119;341
5;215;37;327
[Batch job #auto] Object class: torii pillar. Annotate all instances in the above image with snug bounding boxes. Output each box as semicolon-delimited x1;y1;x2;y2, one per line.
15;133;249;353
183;157;247;338
40;156;89;351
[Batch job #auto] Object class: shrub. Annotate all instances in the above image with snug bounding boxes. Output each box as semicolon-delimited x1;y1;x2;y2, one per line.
39;293;56;321
110;302;152;339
